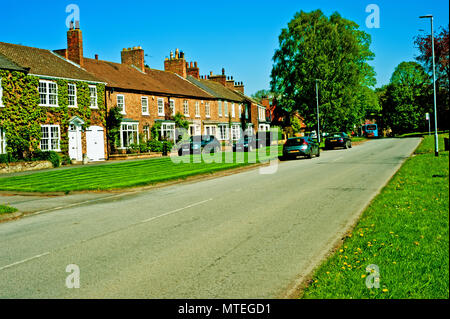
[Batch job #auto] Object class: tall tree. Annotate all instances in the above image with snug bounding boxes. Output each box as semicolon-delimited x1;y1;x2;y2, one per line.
251;89;272;103
381;61;432;134
270;10;376;133
414;26;449;129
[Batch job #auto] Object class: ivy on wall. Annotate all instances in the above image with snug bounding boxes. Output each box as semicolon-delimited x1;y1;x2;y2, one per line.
0;69;106;159
0;71;43;159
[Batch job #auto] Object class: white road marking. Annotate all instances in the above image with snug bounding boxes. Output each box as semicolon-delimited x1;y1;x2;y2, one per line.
141;198;213;223
0;252;50;271
24;191;141;218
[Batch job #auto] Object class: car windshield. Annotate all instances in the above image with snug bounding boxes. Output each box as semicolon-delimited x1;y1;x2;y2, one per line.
285;138;304;146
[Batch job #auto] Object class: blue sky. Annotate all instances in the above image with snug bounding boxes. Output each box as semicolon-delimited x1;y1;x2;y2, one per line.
0;0;448;95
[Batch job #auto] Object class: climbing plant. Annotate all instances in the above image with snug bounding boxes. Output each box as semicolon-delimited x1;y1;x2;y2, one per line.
0;70;106;159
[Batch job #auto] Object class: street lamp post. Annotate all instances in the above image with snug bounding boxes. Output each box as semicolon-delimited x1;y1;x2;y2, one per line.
420;14;439;157
315;79;320;144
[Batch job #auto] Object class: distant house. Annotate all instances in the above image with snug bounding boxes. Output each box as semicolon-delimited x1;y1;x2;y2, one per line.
261;96;306;137
0;39;107;162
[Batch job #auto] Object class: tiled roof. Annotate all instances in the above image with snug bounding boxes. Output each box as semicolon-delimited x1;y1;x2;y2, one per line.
0;52;26;72
232;89;260;105
0;42;102;83
83;58;213;99
187;76;245;103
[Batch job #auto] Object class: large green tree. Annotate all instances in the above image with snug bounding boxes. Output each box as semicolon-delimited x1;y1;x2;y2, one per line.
270;10;376;133
381;61;432;134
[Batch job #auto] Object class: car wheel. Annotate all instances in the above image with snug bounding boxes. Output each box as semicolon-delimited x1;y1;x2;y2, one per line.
316;148;321;157
349;142;352;148
344;142;349;149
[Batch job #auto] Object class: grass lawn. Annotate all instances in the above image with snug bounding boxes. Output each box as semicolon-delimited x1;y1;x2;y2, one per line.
0;149;279;193
0;205;18;215
302;134;449;299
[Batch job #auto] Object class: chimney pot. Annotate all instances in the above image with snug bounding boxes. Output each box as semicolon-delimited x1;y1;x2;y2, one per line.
75;20;80;29
222;68;225;75
190;62;193;68
194;61;198;68
170;51;173;59
69;20;74;30
95;54;98;60
210;71;213;76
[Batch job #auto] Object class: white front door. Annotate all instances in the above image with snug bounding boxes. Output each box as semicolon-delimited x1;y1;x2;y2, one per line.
86;126;105;162
68;124;82;161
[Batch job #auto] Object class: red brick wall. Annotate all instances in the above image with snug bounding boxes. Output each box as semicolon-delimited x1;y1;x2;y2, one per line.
67;29;83;67
121;48;145;73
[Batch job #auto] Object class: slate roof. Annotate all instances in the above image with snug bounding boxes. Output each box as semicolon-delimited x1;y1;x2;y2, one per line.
83;58;213;99
0;42;102;82
187;76;245;103
0;52;26;72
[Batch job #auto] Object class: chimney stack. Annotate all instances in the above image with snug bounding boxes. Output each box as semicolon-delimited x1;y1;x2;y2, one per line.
164;48;187;78
95;54;99;60
234;81;245;94
121;46;145;73
67;20;84;67
187;60;200;79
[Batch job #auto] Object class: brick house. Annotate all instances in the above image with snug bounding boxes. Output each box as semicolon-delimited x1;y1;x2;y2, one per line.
0;39;107;162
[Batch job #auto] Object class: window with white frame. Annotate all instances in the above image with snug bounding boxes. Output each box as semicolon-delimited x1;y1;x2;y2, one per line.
259;107;266;121
89;85;98;108
218;124;229;141
141;97;149;115
231;124;241;141
157;98;165;116
40;125;60;151
39;80;58;107
231;103;235;117
161;123;175;141
120;123;139;148
205;102;211;118
238;104;242;118
170;99;175;115
245;105;249;119
0;77;4;107
143;125;150;142
117;95;125;114
68;83;77;108
0;127;6;154
183;100;189;116
224;101;228;117
195;101;200;117
218;100;222;117
204;125;216;136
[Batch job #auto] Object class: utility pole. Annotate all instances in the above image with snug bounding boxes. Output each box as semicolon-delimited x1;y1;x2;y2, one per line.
420;14;439;157
315;79;320;144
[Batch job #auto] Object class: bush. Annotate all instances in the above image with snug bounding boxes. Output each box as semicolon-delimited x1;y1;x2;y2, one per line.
33;150;61;168
127;143;140;154
139;143;149;153
61;155;72;166
0;153;17;164
147;140;163;152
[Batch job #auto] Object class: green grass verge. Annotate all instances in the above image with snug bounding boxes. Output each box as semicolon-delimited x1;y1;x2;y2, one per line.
0;205;18;215
0;149;280;193
302;134;449;299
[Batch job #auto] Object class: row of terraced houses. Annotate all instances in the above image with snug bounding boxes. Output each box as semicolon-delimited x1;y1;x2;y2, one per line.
0;23;270;162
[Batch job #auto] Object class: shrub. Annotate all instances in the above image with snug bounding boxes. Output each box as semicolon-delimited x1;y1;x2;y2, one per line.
61;155;72;166
127;143;140;154
147;140;163;152
33;150;61;168
0;153;17;164
139;143;149;153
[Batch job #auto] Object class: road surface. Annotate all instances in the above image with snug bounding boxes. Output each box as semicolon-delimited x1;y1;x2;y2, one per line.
0;138;421;298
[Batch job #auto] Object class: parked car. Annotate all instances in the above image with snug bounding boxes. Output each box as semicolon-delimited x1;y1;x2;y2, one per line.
178;135;221;156
233;136;257;152
324;132;352;150
282;137;320;160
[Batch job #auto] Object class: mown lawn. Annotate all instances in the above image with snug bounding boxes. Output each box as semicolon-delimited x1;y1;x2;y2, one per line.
302;134;449;299
0;205;18;215
0;149;279;193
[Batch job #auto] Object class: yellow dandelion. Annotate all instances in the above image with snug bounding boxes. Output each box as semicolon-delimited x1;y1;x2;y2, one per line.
339;249;344;253
382;288;388;293
361;274;366;278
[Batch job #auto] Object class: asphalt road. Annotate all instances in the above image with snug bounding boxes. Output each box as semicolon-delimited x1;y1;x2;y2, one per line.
0;138;421;298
